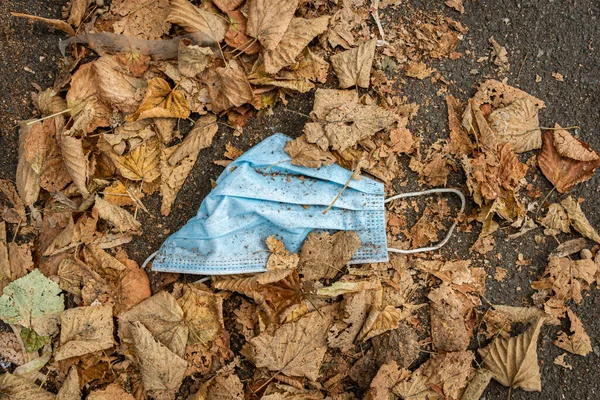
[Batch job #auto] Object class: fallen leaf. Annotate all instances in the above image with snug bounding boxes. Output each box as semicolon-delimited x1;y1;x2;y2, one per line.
0;372;55;400
299;230;361;281
131;321;188;395
94;195;142;233
10;12;75;36
263;16;330;74
0;269;63;336
489;36;510;73
35;87;68;117
16;121;47;205
87;383;135;400
368;361;408;400
119;291;188;357
553;308;592;356
553;353;572;370
357;305;403;342
389;118;414;154
213;0;244;12
94;55;145;113
0;330;25;366
179;284;222;346
177;39;214;77
540;203;571;234
100;135;161;183
405;61;436;80
317;279;381;297
57;365;81;400
478;318;544;392
469;79;545;110
284;135;336;168
538;125;600;193
372;322;421;368
460;369;494;400
549;238;587;258
169;114;218;165
67;0;90;27
203;65;253;112
326;1;361;49
168;0;228;42
66;63;111;131
40;129;73;193
552;72;564;81
328;290;373;350
265;236;299;271
131;78;191;121
428;284;471;352
111;0;170;40
195;373;245;400
225;10;261;55
311;88;359;120
249;308;333;381
561;196;600;243
445;0;464;13
246;0;298;50
487;98;541;153
331;39;377;89
114;252;151;315
60;131;90;196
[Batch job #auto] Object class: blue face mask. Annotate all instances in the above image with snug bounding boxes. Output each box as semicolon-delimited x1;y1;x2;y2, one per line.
149;134;464;275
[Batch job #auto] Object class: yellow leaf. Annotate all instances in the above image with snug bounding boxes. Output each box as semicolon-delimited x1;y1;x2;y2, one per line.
131;78;190;121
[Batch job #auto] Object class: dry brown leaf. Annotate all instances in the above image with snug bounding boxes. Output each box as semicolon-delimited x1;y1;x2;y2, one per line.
478;317;543;392
94;55;145;113
445;0;464;13
57;257;108;298
372;322;421;368
35;87;68;116
0;372;55;400
405;61;436;80
446;95;473;156
131;78;191;121
554;308;592;356
101;135;161;183
114;252;151;315
0;180;26;222
393;351;474;400
179;284;222;346
0;330;25;366
111;0;171;40
284;135;336;168
265;236;299;271
249;308;333;381
94;195;141;233
538;126;600;193
550;238;587;259
55;304;114;361
389;118;414;154
299;230;361;281
358;305;403;342
168;0;228;42
263;16;330;74
326;1;360;49
487;98;541;153
203;65;253;112
460;369;493;400
246;0;298;50
10;12;75;36
87;383;135;400
16;121;47;205
540;203;571;233
0;225;33;294
331;39;377;89
225;10;261;55
66;63;111;131
489;36;510;73
131;321;188;395
553;353;572;370
60;133;90;196
57;365;81;400
40;130;72;193
214;0;244;12
368;361;408;400
469;79;545;110
328;290;372;350
160;144;195;216
428;284;470;352
561;196;600;243
67;0;90;27
197;373;245;400
119;291;188;357
169;114;218;165
177;39;214;77
311;88;359;120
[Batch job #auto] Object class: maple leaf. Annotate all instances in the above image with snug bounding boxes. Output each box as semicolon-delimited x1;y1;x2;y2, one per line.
246;0;298;50
263;16;330;74
168;0;228;42
249;308;333;381
561;196;600;243
331;39;377;89
100;135;161;183
131;78;191;121
479;317;544;392
538;125;600;193
54;305;114;361
554;308;592;356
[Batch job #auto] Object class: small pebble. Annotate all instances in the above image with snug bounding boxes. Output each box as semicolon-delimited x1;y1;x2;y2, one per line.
580;249;593;259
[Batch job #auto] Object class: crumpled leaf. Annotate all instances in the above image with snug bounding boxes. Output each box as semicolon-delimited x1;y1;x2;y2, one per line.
246;0;298;50
331;39;377;89
445;0;464;13
554;308;592;356
194;373;245;400
328;290;373;350
168;0;227;42
55;304;114;361
131;78;191;121
368;361;409;400
263;16;330;74
94;55;145;113
317;279;381;297
487;98;541;153
177;39;214;77
203;65;253;112
111;0;170;40
489;36;510;73
326;1;360;49
393;351;474;400
131;321;188;394
538;125;600;193
10;12;75;36
428;284;471;352
284;134;336;168
405;61;436;80
94;195;141;233
57;365;81;400
540;203;571;233
16;121;47;205
119;291;188;357
357;305;403;342
0;372;55;400
299;230;361;281
265;236;299;271
479;317;544;392
169;114;218;166
560;196;600;243
249;308;333;381
0;269;63;336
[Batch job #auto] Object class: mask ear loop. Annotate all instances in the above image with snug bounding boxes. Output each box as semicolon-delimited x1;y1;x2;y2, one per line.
385;188;466;254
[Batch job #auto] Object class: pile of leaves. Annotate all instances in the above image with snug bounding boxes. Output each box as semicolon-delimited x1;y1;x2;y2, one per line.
2;0;600;399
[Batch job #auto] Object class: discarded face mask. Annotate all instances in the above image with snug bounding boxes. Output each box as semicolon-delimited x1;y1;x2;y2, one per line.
149;134;465;275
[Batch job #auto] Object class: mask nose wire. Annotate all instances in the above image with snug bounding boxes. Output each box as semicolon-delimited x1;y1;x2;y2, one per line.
385;188;466;254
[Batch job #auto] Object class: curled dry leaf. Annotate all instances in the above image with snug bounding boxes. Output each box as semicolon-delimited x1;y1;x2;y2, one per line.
560;196;600;243
469;79;545;110
553;308;592;356
331;39;377;89
131;78;191;121
540;203;570;233
0;372;55;400
94;195;142;233
246;0;298;50
203;65;253;112
10;12;75;36
54;304;114;361
168;0;228;42
538;125;600;193
489;36;510;73
479;318;544;392
66;0;90;27
428;284;471;352
131;321;188;394
249;308;333;381
263;16;330;74
16;121;47;205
